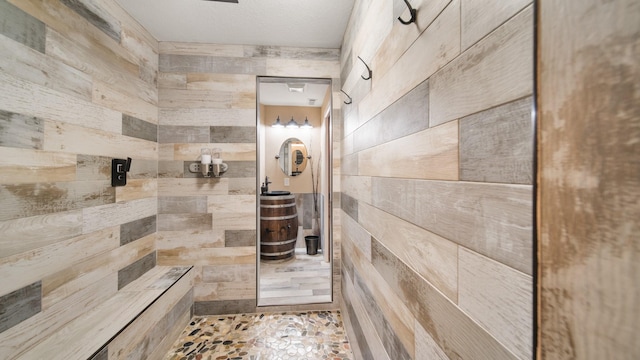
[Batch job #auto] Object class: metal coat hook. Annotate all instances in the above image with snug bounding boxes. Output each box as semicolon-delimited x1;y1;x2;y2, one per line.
398;0;417;25
357;56;372;80
341;90;352;105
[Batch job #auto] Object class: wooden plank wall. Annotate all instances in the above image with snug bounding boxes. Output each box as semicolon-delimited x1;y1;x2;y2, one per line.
538;0;640;359
339;0;534;359
156;42;343;314
0;0;175;358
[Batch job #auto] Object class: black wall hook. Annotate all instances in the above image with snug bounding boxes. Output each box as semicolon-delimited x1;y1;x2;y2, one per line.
398;0;417;25
341;90;352;105
357;56;372;80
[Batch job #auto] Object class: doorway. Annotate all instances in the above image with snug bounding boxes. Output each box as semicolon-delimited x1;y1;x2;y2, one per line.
256;76;333;306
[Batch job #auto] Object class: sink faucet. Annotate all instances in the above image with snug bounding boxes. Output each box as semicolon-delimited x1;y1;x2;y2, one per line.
262;176;271;194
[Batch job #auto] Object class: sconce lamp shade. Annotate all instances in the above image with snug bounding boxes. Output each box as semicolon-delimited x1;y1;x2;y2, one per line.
300;117;313;129
286;116;299;128
272;116;284;128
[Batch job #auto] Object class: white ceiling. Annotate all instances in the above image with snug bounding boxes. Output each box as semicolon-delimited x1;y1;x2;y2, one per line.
116;0;355;48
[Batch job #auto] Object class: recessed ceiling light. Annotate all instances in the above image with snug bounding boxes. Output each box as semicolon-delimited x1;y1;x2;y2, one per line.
287;83;305;93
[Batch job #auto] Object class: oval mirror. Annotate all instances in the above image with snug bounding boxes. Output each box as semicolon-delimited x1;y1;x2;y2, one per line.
278;138;308;176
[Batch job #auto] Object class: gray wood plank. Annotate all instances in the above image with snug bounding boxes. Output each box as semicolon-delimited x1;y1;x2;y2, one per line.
0;0;45;52
117;251;156;290
244;46;339;60
341;193;358;222
460;96;533;184
210;126;256;143
372;177;533;274
354;271;411;360
158;196;208;214
225;230;256;247
0;110;44;149
158;125;209;144
0;281;41;333
122;114;158;142
371;239;518;359
157;213;212;232
342;281;374;360
60;0;121;42
193;299;255;315
120;215;156;246
159;54;266;75
353;79;429;152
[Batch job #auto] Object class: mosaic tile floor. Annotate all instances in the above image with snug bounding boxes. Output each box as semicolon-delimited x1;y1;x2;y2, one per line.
164;311;354;360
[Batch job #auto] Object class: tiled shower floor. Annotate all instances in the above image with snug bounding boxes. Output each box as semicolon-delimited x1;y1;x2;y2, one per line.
164;311;354;360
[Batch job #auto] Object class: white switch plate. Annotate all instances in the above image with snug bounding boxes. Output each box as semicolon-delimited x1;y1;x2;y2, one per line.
284;178;290;186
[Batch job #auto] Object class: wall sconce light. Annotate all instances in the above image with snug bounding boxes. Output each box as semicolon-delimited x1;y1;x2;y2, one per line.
272;116;284;128
300;116;313;129
286;116;299;128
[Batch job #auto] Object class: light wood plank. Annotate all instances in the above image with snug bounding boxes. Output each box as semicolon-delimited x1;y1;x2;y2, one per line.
158;72;187;89
358;120;459;180
208;195;256;230
458;248;532;359
461;0;531;50
372;178;533;274
157;246;256;266
157;178;229;197
195;281;256;301
538;0;640;358
343;234;416;359
159;88;255;109
159;108;256;127
92;80;158;124
429;5;533;126
0;180;114;222
358;202;458;302
157;229;225;251
341;175;371;205
415;319;449;360
0;71;121;134
341;210;371;261
359;0;460;123
373;0;451;83
159;42;244;57
115;178;157;202
372;239;519;359
0;147;76;184
82;197;157;234
146;310;190;360
173;143;256;161
0;226;118;297
59;0;121;42
0;273;117;359
41;235;155;309
186;73;256;92
108;268;194;359
0;210;82;259
265;59;340;78
43;120;157;160
0;33;92;100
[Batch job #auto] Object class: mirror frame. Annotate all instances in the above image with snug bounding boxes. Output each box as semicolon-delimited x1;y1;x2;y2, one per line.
255;76;333;307
278;137;308;176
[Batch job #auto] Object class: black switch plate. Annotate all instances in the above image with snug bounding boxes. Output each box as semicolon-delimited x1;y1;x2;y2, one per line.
111;158;131;187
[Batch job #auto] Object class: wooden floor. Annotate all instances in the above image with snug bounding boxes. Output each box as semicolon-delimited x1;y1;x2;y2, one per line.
258;248;332;306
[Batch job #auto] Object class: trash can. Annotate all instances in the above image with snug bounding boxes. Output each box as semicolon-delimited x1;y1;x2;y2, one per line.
305;236;319;255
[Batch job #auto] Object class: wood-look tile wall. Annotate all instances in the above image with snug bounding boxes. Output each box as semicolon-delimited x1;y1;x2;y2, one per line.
0;0;160;357
538;0;640;358
339;0;534;359
156;42;343;314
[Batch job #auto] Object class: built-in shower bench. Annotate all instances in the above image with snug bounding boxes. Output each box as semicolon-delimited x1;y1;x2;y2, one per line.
17;266;194;360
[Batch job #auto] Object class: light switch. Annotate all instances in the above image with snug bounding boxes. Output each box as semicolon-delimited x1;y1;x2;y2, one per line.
284;178;290;186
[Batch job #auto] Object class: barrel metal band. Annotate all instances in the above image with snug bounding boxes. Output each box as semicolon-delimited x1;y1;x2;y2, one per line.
261;238;297;246
261;214;298;221
260;203;296;209
261;248;296;256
